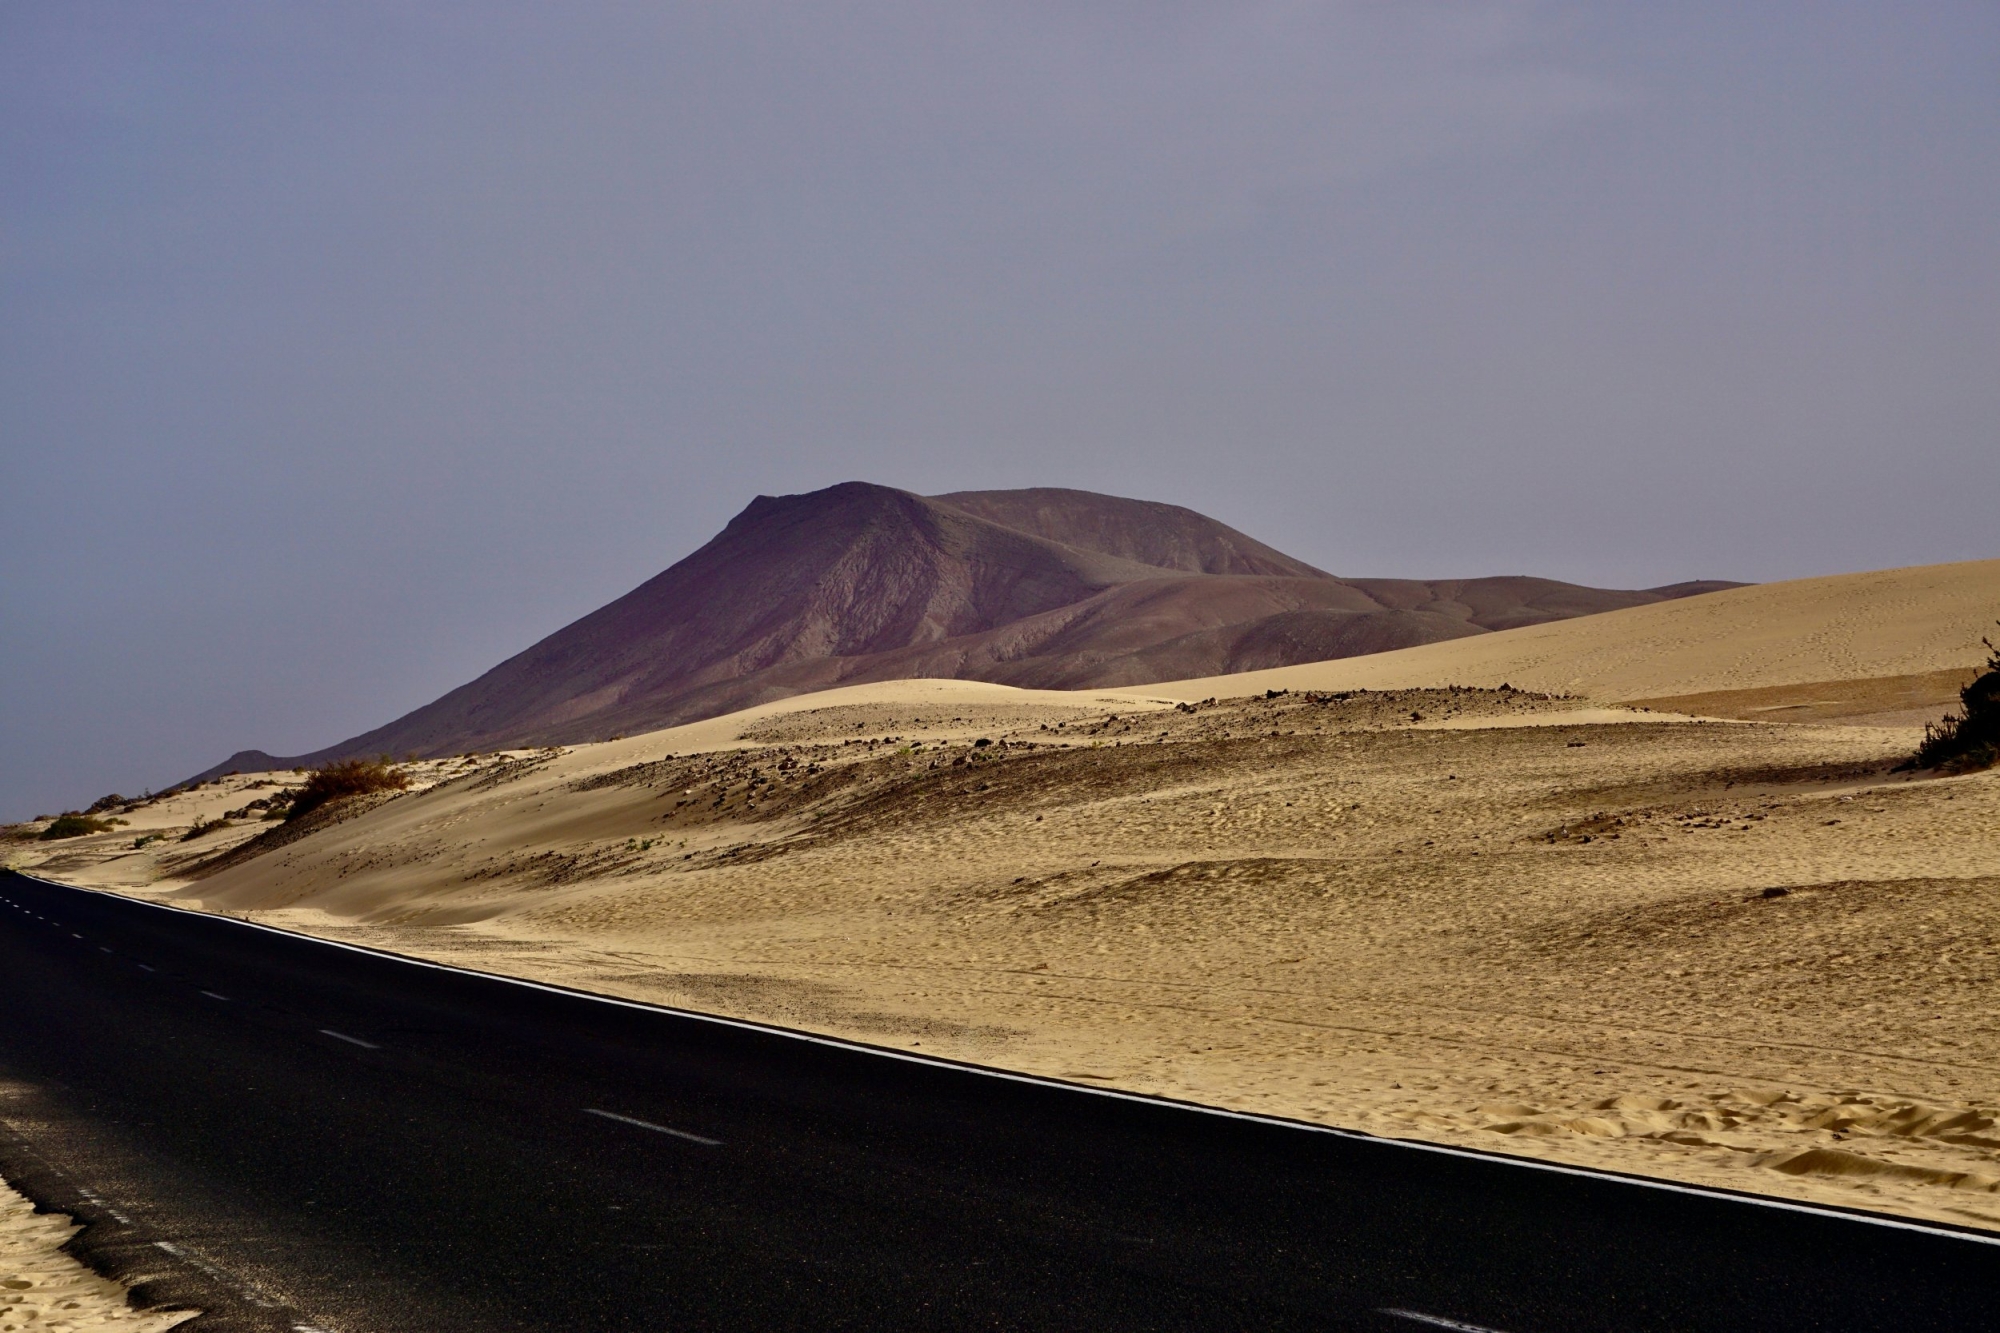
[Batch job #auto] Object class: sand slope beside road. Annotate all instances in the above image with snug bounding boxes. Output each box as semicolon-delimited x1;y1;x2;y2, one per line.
1146;558;2000;704
18;687;2000;1233
0;1176;191;1330
9;555;2000;1235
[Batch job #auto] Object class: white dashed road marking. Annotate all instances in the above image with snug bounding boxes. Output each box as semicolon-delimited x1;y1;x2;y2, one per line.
200;991;230;1001
584;1107;722;1146
75;1187;135;1225
1380;1310;1512;1332
320;1029;380;1049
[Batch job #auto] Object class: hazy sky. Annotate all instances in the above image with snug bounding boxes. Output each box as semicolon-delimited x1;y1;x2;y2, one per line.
4;3;1997;819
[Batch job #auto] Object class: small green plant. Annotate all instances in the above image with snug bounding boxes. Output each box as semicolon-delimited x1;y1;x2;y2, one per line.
285;758;410;821
39;814;112;841
180;817;233;842
1908;628;2000;773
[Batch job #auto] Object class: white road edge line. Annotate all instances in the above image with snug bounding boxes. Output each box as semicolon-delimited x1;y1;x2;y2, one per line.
199;991;230;1001
584;1107;723;1146
1380;1309;1511;1332
319;1029;380;1050
19;871;2000;1250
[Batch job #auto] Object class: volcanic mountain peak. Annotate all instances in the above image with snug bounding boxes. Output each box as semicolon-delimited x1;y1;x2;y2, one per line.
194;481;1738;775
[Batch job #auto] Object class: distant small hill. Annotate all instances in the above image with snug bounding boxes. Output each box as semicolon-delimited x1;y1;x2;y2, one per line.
192;482;1737;776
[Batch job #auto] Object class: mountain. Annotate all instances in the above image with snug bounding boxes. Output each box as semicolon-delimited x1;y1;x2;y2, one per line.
932;488;1327;578
197;482;1738;774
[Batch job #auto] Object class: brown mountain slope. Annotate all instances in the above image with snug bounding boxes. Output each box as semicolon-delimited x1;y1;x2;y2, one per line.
1345;576;1742;634
198;482;1736;775
935;487;1327;577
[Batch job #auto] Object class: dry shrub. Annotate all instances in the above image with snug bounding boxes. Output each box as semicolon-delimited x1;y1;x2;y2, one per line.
286;758;410;822
1910;629;2000;773
39;814;112;841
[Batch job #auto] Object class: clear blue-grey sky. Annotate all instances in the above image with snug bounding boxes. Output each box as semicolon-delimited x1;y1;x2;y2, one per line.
4;3;1997;820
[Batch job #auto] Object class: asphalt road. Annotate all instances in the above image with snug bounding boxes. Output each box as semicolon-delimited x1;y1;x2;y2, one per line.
1;870;1996;1332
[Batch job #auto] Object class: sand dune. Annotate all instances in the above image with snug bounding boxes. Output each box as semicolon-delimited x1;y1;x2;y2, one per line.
12;553;2000;1233
1146;557;2000;704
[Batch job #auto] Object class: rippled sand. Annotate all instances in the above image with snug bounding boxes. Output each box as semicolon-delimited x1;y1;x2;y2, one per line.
15;557;2000;1231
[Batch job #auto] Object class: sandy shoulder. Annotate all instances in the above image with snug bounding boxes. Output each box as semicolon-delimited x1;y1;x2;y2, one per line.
0;1178;192;1331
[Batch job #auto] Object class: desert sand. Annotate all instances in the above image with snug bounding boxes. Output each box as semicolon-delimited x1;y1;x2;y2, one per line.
1150;557;2000;705
10;557;2000;1232
0;1178;191;1330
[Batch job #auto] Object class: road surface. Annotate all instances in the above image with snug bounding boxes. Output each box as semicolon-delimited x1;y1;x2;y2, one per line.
1;870;1994;1331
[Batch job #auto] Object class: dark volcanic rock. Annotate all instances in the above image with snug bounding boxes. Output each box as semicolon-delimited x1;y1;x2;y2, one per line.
194;482;1739;775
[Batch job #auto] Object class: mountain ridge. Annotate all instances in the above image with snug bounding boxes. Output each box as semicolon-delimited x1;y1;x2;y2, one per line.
194;482;1738;777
